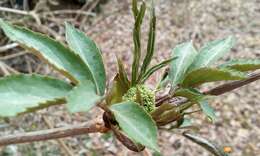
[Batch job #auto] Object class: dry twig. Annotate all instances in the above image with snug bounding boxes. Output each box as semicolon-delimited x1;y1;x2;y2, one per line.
205;72;260;95
43;116;74;156
0;6;29;15
0;43;18;53
0;120;108;146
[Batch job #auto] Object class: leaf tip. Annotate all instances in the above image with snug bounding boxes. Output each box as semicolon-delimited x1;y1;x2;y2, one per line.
227;35;236;47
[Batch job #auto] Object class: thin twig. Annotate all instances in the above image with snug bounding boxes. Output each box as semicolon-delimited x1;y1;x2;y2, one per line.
33;24;63;41
3;63;19;74
75;0;91;20
0;61;19;75
43;116;74;156
0;61;10;76
0;7;41;24
205;72;260;95
79;0;100;29
159;72;260;107
0;43;19;53
42;10;96;17
0;51;27;60
0;120;108;146
23;0;29;11
0;6;29;15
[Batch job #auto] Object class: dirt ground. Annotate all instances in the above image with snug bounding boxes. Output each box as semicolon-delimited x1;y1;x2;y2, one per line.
0;0;259;155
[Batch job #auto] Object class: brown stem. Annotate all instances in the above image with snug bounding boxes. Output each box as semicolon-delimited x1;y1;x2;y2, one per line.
0;121;108;146
155;94;172;106
43;116;74;156
205;72;260;95
171;72;260;107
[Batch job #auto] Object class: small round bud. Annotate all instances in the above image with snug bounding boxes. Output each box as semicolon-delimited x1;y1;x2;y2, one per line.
122;85;155;112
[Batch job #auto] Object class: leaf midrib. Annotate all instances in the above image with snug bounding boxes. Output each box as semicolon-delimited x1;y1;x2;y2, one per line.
173;43;193;83
113;109;157;150
67;28;98;93
199;38;230;67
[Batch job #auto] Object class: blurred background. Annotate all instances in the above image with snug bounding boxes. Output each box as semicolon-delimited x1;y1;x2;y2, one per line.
0;0;259;155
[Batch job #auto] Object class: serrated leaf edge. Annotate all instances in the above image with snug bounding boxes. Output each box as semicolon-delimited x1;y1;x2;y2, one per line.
0;74;72;117
65;22;106;95
0;19;94;85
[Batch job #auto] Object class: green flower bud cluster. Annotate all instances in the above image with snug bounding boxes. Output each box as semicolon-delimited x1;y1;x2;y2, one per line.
122;85;155;112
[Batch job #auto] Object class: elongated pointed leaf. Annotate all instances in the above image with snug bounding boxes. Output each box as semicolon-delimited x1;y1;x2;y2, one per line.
140;0;156;75
110;101;159;152
66;80;102;113
117;57;130;90
183;132;228;156
175;88;204;101
0;74;72;117
106;74;127;105
219;59;260;71
169;41;198;87
65;23;106;95
189;36;235;71
140;57;177;83
198;100;216;122
131;2;146;85
182;68;247;87
0;19;94;84
132;0;139;19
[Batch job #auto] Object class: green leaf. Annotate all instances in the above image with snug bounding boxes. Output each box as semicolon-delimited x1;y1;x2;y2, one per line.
131;2;146;86
175;88;204;102
0;19;94;85
140;0;156;75
65;23;106;95
198;100;216;122
110;101;159;152
183;132;228;156
219;59;260;72
66;80;102;113
140;57;177;83
117;57;130;89
189;36;235;71
106;74;127;105
0;74;72;117
169;41;198;87
132;0;139;19
182;67;247;87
